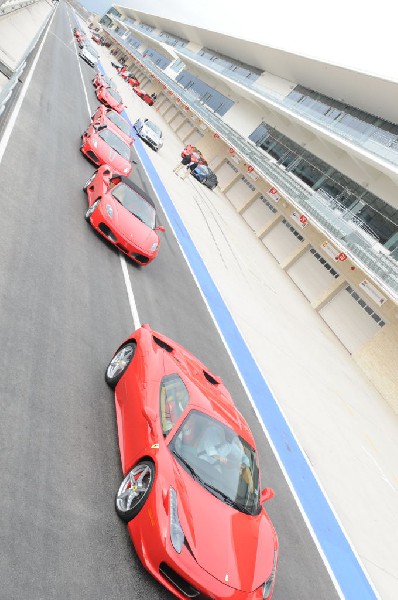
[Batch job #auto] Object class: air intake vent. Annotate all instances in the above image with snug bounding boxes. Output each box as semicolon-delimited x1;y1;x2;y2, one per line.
203;370;219;385
153;336;173;353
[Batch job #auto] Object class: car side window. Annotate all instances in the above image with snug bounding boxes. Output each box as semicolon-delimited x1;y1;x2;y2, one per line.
159;374;189;436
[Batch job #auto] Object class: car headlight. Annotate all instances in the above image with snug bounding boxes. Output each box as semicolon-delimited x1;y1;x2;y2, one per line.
105;204;113;218
169;487;184;554
93;139;98;148
262;551;278;598
150;241;158;252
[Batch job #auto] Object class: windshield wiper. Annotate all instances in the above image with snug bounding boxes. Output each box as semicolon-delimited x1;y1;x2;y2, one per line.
203;483;251;513
172;450;202;482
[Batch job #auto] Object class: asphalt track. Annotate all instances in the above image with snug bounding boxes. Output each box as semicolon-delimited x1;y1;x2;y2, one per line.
0;2;343;599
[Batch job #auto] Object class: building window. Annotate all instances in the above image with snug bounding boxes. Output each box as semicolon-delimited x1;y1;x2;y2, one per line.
310;248;339;278
345;286;386;327
282;219;304;241
259;195;277;213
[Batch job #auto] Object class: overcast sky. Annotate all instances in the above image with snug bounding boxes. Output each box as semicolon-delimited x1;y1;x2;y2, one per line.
79;0;398;81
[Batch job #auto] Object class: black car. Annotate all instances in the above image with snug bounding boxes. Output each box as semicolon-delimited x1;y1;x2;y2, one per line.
191;164;218;190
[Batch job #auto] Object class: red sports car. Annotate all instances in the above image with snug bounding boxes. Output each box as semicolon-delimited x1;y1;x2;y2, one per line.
133;87;155;106
104;324;279;599
84;166;165;264
182;144;207;165
81;123;133;175
91;105;133;145
92;71;114;90
96;84;125;113
126;75;140;88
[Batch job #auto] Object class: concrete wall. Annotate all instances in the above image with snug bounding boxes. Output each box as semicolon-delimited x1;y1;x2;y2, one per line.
0;0;53;72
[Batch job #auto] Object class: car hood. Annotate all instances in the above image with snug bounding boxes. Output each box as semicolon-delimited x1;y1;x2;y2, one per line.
141;125;162;144
106;196;157;249
92;135;130;173
174;463;276;592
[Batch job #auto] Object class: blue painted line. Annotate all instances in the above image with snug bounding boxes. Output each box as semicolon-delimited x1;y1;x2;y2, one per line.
98;61;377;600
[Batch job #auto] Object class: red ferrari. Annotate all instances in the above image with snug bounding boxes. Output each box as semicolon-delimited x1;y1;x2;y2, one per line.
96;84;125;113
104;324;279;599
133;87;155;106
91;105;133;145
126;75;140;88
81;123;133;175
92;71;114;90
84;166;165;264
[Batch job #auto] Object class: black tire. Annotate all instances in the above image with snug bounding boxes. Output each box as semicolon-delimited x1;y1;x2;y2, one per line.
105;341;136;388
115;459;155;522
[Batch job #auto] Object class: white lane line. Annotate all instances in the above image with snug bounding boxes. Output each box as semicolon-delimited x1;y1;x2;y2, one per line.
68;8;141;330
0;11;56;165
119;255;141;329
65;8;92;118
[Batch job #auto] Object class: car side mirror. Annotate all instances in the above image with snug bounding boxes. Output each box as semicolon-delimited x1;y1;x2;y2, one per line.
156;226;166;232
260;487;275;503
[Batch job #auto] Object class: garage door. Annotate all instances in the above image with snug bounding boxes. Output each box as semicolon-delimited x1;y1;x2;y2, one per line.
158;100;172;115
177;120;193;140
170;112;185;131
242;194;278;233
186;129;204;146
164;106;178;122
214;160;239;190
319;285;386;353
287;248;340;302
225;175;256;210
262;218;305;263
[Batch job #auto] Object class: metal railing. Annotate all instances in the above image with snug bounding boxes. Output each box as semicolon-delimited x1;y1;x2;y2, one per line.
104;28;398;300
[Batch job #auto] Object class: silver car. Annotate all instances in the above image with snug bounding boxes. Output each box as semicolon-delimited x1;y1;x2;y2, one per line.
133;118;163;152
79;44;98;68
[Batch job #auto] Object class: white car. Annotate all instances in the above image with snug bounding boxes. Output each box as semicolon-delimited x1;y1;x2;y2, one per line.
79;45;98;68
133;118;163;151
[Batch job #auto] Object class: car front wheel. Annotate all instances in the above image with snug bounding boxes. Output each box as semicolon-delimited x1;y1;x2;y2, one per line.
105;341;136;388
115;460;155;522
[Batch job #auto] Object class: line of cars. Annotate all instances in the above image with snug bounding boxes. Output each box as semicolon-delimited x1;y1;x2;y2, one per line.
74;27;99;68
74;29;278;599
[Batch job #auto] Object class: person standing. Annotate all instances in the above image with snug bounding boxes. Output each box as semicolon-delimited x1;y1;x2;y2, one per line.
173;152;191;177
180;157;199;180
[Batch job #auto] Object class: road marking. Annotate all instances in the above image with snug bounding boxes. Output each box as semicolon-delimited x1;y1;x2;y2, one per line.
69;11;142;332
119;254;141;329
65;9;92;118
0;10;56;165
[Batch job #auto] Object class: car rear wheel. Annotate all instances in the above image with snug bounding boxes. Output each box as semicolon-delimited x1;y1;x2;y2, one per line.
105;342;136;388
115;460;155;522
85;198;101;222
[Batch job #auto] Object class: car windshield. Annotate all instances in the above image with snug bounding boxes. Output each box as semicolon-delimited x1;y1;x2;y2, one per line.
107;112;131;137
196;165;209;175
169;410;260;515
111;184;156;228
98;129;130;161
146;122;162;137
108;88;122;104
104;75;114;87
